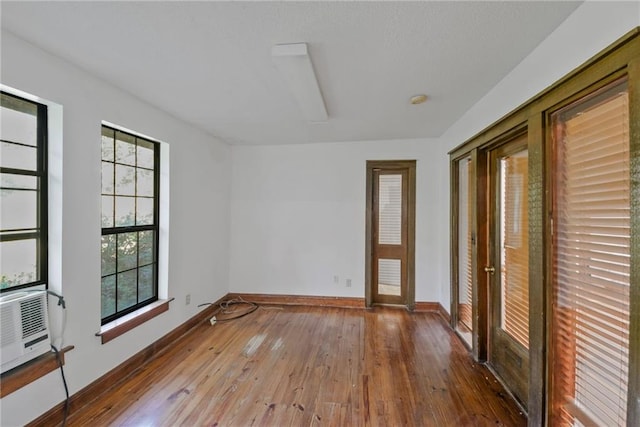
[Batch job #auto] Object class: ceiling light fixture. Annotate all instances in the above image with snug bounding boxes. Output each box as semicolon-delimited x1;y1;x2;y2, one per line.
410;94;428;105
272;42;328;122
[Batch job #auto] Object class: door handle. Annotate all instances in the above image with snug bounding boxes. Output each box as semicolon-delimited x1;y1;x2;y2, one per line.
484;266;496;274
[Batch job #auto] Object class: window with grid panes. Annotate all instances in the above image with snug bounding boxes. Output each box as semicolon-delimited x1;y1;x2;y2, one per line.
0;92;47;292
101;125;159;324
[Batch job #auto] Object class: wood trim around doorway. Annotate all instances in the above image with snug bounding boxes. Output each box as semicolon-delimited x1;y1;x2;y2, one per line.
365;160;416;309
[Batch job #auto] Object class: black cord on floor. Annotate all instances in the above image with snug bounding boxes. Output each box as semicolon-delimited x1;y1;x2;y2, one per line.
51;345;70;427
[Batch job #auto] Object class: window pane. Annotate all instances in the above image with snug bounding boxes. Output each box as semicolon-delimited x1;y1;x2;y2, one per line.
0;239;38;289
115;164;135;196
0;141;37;171
551;80;629;427
117;232;138;272
0;173;37;190
101;234;116;276
0;95;37;145
101;162;114;195
136;168;154;197
115;132;136;166
138;230;155;265
136;197;154;225
499;147;529;349
378;258;401;296
100;125;158;321
137;139;154;169
457;156;473;338
378;174;402;245
117;270;137;311
101;275;116;318
0;93;44;294
1;188;37;231
101;195;114;228
101;127;115;162
115;196;135;227
138;265;155;302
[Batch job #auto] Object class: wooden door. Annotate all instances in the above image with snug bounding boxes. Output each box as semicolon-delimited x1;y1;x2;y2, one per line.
487;136;530;409
454;155;474;347
366;161;415;307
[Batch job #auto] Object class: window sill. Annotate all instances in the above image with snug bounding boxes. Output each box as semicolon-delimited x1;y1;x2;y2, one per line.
0;345;74;398
96;298;174;344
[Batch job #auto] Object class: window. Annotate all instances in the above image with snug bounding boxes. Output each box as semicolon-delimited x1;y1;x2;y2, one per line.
551;79;630;426
500;148;529;349
101;125;159;324
456;156;473;344
0;92;47;292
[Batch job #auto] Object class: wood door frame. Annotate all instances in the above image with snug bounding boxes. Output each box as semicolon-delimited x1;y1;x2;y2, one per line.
365;160;416;309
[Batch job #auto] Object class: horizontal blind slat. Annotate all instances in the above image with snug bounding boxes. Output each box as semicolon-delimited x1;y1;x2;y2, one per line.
500;147;529;348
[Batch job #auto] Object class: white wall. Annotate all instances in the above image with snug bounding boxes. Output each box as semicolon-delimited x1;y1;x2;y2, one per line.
435;1;640;311
2;1;639;424
230;1;640;317
229;139;445;303
0;32;231;426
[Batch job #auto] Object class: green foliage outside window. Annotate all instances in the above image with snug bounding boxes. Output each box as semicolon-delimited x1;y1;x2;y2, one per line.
100;125;159;324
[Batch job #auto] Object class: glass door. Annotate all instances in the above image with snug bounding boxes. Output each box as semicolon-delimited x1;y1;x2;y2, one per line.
456;156;473;346
549;79;630;426
367;160;415;307
372;169;407;305
487;135;530;409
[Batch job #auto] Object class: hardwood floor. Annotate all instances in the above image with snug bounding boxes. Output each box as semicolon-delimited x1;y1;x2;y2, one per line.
66;305;525;426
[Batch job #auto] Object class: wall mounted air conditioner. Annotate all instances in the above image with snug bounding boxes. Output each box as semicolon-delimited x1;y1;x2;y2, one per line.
0;291;51;374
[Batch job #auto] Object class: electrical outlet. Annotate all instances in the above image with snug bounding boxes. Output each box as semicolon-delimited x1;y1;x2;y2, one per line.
333;275;339;284
346;279;352;287
186;294;191;305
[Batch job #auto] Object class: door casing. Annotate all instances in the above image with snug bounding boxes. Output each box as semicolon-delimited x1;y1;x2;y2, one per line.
365;160;416;308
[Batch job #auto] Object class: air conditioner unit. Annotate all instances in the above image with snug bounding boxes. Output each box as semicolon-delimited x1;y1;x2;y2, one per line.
0;291;51;374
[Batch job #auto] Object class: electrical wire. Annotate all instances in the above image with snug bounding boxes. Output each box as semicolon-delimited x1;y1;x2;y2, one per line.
46;290;66;309
47;290;67;348
51;345;70;427
197;297;259;322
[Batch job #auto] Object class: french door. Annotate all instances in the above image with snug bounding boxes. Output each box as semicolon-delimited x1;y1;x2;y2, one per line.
549;78;631;427
449;32;640;425
487;135;530;409
455;156;474;347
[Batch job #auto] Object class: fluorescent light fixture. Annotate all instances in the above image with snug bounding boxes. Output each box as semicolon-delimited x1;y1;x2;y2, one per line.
272;43;328;122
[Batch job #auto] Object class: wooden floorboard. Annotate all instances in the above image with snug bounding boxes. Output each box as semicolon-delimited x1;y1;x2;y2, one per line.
66;305;526;426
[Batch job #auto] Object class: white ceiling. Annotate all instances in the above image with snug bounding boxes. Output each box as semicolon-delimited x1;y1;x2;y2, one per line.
1;1;582;146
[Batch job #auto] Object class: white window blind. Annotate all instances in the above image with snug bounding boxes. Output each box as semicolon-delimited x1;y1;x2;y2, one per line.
551;79;630;426
458;157;473;332
500;147;529;349
378;174;402;245
378;259;401;285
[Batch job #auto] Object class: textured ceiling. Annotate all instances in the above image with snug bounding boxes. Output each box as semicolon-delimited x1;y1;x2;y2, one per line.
1;1;582;145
